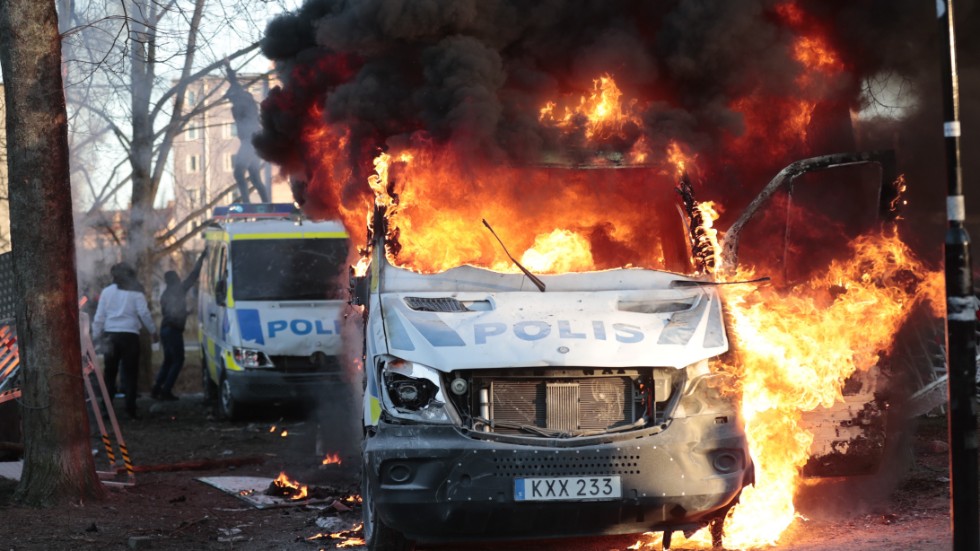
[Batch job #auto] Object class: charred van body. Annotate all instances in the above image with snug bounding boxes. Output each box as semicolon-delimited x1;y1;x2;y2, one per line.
356;251;752;549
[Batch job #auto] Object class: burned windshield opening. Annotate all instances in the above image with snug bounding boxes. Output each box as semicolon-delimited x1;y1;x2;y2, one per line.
231;238;349;301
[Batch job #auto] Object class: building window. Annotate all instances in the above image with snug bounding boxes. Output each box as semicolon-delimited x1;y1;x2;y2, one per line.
187;126;199;140
223;123;238;139
223;153;235;172
186;155;200;173
186;90;197;106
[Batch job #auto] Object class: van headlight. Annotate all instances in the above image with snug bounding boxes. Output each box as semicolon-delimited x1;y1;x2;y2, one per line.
674;359;740;417
381;360;454;424
233;347;274;368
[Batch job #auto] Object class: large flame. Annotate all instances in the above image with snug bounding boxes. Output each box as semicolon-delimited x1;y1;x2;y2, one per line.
540;73;643;141
353;147;943;548
341;142;690;275
627;229;943;549
301;45;942;548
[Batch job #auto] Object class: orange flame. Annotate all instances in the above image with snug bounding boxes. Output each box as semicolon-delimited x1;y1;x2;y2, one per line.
889;174;909;216
694;201;723;273
353;256;371;277
342;146;693;275
539;73;642;141
306;523;366;547
629;230;943;549
794;35;840;73
666;141;695;177
322;453;343;466
273;471;309;501
727;2;846;157
514;229;594;274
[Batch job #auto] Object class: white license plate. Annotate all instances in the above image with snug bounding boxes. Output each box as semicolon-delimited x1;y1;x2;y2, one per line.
514;476;622;501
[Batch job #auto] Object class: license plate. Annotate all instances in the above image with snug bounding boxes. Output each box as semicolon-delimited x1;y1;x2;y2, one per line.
514;476;622;501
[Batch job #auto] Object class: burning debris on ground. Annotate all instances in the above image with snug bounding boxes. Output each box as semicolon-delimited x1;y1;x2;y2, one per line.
265;472;360;504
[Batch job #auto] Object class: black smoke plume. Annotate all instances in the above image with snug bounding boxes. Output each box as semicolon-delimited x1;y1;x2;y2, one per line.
255;0;979;251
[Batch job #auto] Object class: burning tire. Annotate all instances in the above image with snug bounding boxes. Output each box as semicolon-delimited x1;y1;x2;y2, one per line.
362;460;415;551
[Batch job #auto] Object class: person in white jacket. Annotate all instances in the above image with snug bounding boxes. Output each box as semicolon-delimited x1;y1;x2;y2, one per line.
92;263;158;419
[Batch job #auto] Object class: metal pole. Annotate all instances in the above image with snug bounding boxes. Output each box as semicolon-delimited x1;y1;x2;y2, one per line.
938;1;979;549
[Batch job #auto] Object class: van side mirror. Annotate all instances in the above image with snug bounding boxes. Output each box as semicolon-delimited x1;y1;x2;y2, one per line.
215;279;227;306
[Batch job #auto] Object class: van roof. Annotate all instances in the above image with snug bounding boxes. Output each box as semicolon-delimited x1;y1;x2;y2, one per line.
205;203;349;240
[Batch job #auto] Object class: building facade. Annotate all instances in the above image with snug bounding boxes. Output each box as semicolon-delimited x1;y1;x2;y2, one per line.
171;73;290;245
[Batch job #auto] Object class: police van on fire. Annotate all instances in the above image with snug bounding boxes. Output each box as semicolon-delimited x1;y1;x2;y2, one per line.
352;151;905;550
198;203;350;419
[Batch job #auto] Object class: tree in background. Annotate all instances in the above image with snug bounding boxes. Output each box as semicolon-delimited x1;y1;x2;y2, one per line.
0;86;8;252
55;0;287;386
0;0;104;504
58;0;286;287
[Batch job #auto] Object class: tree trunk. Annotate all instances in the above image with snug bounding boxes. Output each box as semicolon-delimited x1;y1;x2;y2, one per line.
0;0;105;505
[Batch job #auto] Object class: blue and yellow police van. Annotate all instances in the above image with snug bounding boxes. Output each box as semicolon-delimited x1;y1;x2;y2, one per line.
198;203;350;419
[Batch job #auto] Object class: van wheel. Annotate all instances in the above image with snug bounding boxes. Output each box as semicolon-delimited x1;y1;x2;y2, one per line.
219;375;243;421
201;354;218;403
362;461;414;551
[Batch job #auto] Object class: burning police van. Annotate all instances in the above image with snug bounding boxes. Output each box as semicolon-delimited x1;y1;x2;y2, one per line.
353;211;753;548
198;203;350;420
357;261;751;548
352;151;907;550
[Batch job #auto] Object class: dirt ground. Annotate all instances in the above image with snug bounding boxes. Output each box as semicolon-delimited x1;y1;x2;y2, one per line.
0;359;967;551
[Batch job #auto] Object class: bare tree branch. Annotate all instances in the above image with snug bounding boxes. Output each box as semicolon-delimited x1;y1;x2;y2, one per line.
149;0;206;198
148;40;260;123
154;183;237;257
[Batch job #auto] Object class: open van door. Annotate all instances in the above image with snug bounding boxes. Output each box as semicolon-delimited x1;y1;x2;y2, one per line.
718;151;917;478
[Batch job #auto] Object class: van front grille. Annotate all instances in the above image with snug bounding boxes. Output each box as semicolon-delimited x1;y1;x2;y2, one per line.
489;377;635;435
493;452;643;476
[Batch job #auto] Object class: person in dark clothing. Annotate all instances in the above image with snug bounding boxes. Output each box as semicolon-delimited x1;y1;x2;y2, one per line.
152;250;206;401
224;63;270;203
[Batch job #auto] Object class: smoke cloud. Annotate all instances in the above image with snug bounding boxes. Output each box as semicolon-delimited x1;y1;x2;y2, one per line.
255;0;979;256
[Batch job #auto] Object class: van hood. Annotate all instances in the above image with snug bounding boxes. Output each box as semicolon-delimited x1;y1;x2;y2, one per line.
374;284;728;371
232;301;345;356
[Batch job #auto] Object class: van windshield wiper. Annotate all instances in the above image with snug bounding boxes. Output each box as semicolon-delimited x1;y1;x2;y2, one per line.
482;219;546;293
669;276;770;288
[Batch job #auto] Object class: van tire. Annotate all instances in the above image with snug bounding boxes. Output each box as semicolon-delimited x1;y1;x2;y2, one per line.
201;353;218;403
219;374;243;421
362;460;414;551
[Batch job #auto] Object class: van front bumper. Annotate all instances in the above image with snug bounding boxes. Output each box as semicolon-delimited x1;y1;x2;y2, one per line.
224;369;340;403
363;414;753;543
